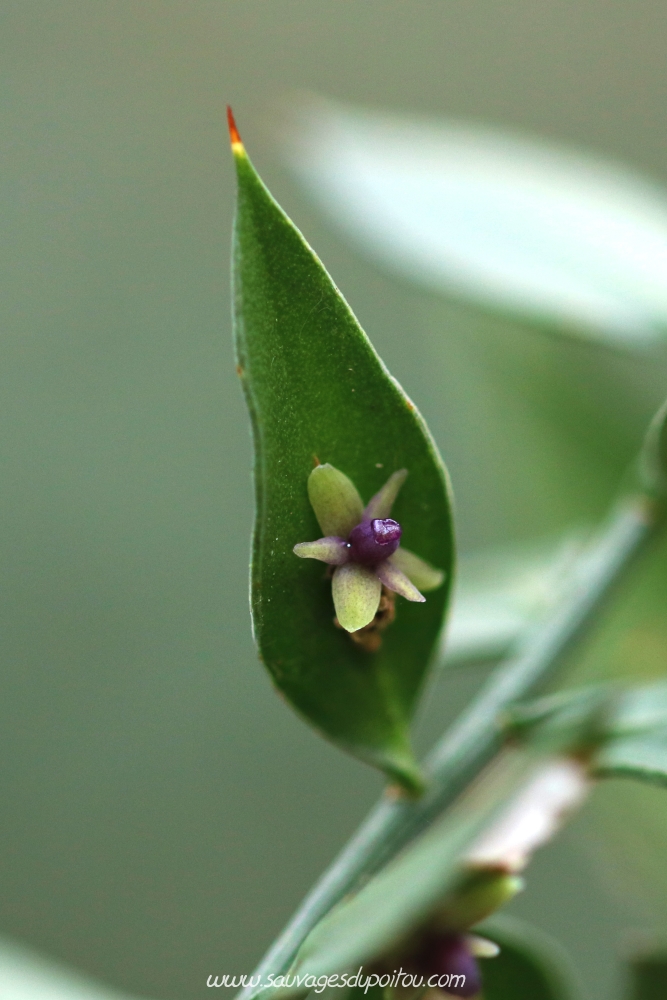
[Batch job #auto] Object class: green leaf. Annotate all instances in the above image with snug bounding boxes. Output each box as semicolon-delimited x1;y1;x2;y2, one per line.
478;915;582;1000
626;942;667;1000
276;751;539;992
230;113;453;791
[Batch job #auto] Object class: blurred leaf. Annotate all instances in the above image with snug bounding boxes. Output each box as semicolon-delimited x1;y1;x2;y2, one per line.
509;681;667;787
277;751;541;991
605;683;667;736
506;685;612;755
444;534;585;665
592;681;667;787
283;95;667;347
479;914;582;1000
596;734;667;787
0;934;137;1000
553;512;667;905
626;943;667;1000
640;397;667;499
230;115;453;791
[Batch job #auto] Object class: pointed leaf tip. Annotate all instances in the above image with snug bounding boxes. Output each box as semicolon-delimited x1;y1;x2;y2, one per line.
227;105;244;154
231;122;453;789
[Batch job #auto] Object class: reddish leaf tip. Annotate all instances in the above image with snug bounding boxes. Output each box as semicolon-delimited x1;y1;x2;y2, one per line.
227;105;244;153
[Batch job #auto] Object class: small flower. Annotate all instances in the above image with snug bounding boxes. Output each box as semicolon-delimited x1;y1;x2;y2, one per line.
390;871;520;998
293;463;445;633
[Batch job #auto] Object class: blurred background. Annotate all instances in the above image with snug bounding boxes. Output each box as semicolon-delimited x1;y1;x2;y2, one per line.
2;2;667;998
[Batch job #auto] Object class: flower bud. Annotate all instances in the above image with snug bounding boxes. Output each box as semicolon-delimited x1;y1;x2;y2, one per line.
435;870;524;932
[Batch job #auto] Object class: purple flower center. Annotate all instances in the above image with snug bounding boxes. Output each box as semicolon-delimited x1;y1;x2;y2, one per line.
414;933;482;998
348;518;402;565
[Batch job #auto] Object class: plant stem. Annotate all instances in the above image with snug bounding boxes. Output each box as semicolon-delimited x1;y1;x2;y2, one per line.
241;494;660;999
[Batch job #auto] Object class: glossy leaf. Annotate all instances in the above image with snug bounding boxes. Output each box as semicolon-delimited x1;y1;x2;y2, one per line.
275;750;549;992
283;95;667;347
479;915;582;1000
230;113;453;791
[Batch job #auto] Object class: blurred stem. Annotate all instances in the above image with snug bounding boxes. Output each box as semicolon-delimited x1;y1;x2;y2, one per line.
240;493;661;1000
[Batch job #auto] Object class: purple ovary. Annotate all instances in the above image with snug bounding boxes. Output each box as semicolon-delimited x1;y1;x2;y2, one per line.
416;933;482;998
348;518;402;565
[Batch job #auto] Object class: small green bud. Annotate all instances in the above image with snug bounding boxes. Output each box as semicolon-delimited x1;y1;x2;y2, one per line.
307;464;364;539
434;870;524;932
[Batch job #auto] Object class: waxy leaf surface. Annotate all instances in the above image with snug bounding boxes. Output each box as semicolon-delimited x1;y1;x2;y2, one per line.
231;122;453;790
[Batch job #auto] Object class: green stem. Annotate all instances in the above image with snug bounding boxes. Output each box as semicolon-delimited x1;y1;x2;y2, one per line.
241;494;660;999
